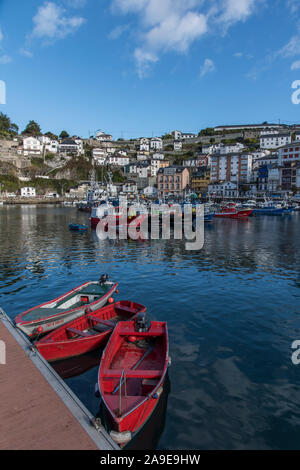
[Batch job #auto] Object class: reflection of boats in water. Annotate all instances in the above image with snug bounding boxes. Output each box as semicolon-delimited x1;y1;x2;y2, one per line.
97;373;170;450
52;349;102;379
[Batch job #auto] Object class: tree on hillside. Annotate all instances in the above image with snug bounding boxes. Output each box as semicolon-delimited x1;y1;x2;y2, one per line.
199;128;215;136
59;130;70;139
22;120;41;136
0;113;19;138
45;131;58;140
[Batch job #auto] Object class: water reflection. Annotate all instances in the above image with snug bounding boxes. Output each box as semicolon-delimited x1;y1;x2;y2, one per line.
1;206;300;449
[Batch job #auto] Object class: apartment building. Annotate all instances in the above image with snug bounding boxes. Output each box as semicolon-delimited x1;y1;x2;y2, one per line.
210;153;253;183
260;133;291;149
278;142;300;165
157;166;189;197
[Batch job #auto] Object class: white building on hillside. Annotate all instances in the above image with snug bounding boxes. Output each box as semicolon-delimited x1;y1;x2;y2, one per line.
174;141;182;151
23;137;43;156
21;187;36;197
92;148;107;165
140;138;150;152
260;133;291;149
96;131;113;142
74;138;84;155
137;154;148;161
172;130;182;140
181;132;196;140
108;153;129;166
152;152;164;160
38;136;59;154
150;137;163;150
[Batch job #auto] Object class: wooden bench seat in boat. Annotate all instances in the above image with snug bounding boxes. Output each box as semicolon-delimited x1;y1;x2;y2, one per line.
101;369;161;379
118;326;164;337
66;327;91;338
116;305;139;314
90;317;115;328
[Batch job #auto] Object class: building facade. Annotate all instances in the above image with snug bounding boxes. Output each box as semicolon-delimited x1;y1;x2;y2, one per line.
157;166;189;197
260;133;291;149
210;153;253;183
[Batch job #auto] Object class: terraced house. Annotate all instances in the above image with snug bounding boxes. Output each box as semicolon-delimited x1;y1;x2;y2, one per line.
157;166;189;197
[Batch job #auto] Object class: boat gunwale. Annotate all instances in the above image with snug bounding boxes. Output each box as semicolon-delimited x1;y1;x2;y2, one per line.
35;301;147;355
15;281;118;328
98;321;169;425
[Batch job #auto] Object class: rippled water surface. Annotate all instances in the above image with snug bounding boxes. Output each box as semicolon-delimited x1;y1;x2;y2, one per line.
1;205;300;449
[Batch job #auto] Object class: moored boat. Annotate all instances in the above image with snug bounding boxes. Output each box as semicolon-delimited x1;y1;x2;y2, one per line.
15;275;118;339
35;301;146;362
214;203;252;219
98;314;169;447
204;212;215;222
69;223;88;231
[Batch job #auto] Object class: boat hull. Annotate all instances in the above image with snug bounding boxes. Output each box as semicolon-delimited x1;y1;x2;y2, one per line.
204;213;215;222
35;301;146;362
98;320;169;446
214;209;252;219
69;223;88;231
15;281;118;339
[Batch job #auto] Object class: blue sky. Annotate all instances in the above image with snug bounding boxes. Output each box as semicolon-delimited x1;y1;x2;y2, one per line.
1;0;300;138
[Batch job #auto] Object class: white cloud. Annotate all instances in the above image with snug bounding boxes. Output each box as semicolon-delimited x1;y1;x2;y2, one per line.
234;52;243;58
134;48;159;78
215;0;257;29
63;0;87;7
0;27;3;42
111;0;261;77
20;48;33;58
108;24;130;40
287;0;300;14
0;55;12;64
31;1;85;41
279;34;300;58
200;58;215;78
291;60;300;70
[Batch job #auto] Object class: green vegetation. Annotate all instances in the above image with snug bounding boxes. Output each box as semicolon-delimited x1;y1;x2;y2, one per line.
45;153;55;161
59;130;70;139
198;127;215;136
162;133;173;140
44;131;58;140
0;113;19;139
0;174;19;192
30;157;46;168
30;178;77;195
22;120;41;136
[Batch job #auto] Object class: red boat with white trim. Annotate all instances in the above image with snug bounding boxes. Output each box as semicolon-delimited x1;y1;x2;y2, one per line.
214;203;252;219
35;301;146;362
15;275;118;339
98;314;169;447
90;203;148;230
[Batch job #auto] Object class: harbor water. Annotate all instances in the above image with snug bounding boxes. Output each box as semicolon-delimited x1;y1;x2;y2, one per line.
0;205;300;450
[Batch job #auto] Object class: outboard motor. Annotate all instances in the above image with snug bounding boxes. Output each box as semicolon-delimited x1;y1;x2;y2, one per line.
135;313;151;333
100;274;109;285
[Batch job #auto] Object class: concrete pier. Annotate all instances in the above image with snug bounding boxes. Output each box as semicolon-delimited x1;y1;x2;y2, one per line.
0;309;118;450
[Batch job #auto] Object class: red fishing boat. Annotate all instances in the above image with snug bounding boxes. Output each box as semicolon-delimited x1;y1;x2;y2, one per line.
15;275;118;339
90;203;148;231
98;314;169;447
214;203;252;219
35;301;146;362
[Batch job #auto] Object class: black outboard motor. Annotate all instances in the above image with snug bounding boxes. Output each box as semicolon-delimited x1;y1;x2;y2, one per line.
100;274;109;285
135;313;151;333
